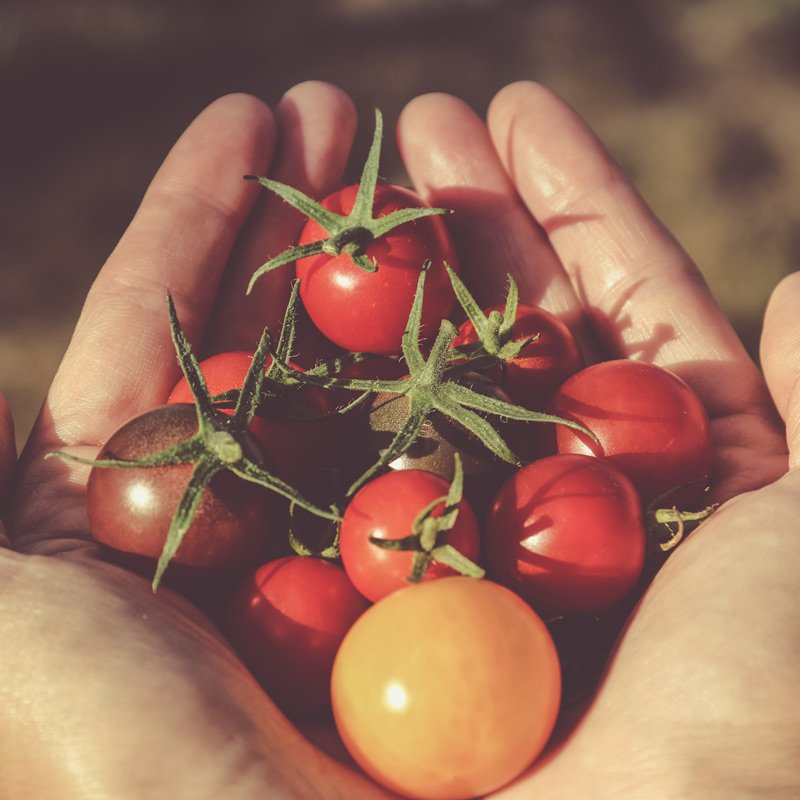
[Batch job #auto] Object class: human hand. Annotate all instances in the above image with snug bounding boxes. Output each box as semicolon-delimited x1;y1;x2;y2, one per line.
2;78;798;800
396;82;798;797
0;82;394;800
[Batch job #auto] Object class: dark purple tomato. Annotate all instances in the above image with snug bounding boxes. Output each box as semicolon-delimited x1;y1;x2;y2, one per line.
86;404;272;577
356;390;517;516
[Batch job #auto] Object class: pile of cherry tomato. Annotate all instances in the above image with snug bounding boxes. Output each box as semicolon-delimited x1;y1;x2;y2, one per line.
61;111;715;800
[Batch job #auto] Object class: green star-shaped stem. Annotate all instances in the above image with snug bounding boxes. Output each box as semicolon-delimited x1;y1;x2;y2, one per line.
446;265;540;363
270;268;597;496
51;292;340;590
367;454;485;583
244;109;452;289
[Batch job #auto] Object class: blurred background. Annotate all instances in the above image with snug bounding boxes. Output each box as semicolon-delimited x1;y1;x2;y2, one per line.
2;0;800;451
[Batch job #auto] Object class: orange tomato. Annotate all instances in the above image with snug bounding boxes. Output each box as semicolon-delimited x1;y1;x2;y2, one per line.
330;577;561;799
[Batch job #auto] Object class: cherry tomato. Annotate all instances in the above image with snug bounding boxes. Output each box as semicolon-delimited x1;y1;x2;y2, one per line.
223;556;369;716
452;303;583;410
331;576;561;800
485;453;645;614
86;404;271;578
358;390;516;516
296;184;458;355
167;351;342;481
544;359;713;507
339;468;481;602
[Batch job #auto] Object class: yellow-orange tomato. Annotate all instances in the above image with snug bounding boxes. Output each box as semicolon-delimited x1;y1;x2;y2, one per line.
330;577;561;800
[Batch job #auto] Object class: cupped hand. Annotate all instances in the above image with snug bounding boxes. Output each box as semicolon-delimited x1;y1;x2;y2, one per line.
397;82;799;797
0;82;393;800
1;79;798;800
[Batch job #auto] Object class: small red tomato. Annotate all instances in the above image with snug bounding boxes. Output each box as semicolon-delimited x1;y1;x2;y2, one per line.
453;303;583;410
544;359;713;507
296;184;458;355
223;556;369;716
331;577;561;800
339;469;481;602
167;351;341;480
87;404;271;577
485;454;645;614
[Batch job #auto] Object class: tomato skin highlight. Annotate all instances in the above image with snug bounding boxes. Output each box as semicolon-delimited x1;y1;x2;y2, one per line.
296;184;459;355
331;577;561;800
544;359;713;507
86;404;271;576
339;468;481;602
485;453;646;615
223;556;369;716
453;303;584;410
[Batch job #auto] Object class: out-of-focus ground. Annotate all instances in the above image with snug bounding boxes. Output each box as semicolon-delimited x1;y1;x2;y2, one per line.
2;0;800;451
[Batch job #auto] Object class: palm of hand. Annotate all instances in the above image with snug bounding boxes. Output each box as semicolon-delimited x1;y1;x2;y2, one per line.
1;81;798;800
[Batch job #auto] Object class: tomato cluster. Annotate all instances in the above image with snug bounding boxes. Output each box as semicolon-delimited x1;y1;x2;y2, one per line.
58;110;715;800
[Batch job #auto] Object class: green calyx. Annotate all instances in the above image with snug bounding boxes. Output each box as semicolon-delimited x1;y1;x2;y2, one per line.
368;454;484;583
244;108;452;290
446;265;539;364
206;279;373;421
50;291;340;591
269;267;598;496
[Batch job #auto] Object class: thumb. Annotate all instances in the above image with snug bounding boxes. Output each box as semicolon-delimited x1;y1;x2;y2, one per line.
761;270;800;468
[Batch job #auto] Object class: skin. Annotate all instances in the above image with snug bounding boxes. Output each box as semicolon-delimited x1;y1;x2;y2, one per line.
0;79;798;798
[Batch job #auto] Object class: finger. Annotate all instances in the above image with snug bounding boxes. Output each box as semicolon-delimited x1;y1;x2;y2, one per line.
761;270;800;467
6;95;275;551
486;82;758;409
397;93;583;331
486;81;787;500
203;81;358;355
31;93;276;454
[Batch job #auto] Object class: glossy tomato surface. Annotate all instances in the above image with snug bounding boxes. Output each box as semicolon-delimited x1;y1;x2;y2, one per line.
545;359;713;507
485;453;645;614
87;404;271;574
453;303;583;410
339;468;481;602
296;184;458;355
223;556;369;716
331;577;561;800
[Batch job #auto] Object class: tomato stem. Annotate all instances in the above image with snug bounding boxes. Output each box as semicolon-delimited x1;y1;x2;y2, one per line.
646;502;717;556
245;109;452;288
368;455;485;583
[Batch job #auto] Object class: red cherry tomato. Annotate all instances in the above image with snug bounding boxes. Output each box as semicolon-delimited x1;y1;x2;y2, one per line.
339;469;481;602
453;303;584;410
296;184;458;355
544;359;713;507
87;404;271;578
223;556;369;716
331;576;561;800
167;351;342;480
485;453;646;615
